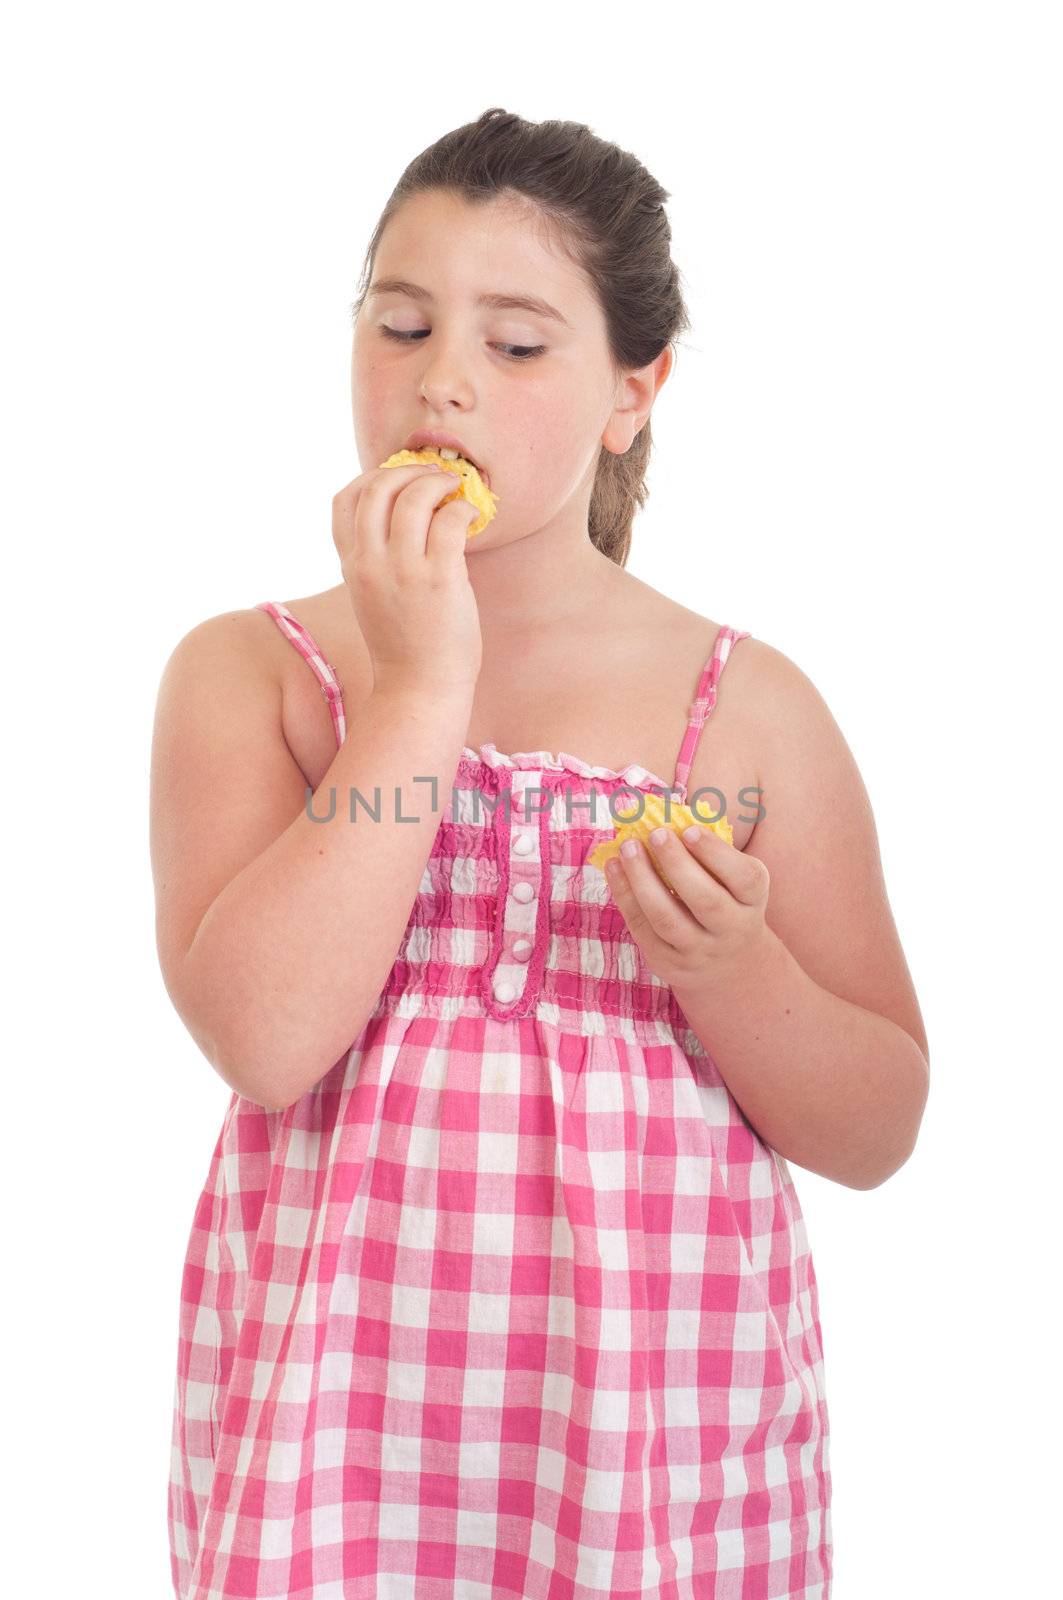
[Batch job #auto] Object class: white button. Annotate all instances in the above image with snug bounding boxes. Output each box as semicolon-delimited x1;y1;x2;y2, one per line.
512;832;534;855
510;881;534;903
493;978;517;1002
512;939;533;962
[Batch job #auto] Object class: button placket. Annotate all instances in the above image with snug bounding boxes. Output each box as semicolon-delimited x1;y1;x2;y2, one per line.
487;772;546;1010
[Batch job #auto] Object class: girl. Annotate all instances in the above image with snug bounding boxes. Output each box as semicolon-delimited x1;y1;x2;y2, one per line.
152;108;930;1600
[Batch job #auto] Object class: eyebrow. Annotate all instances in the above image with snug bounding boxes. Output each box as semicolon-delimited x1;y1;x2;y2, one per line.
365;276;572;329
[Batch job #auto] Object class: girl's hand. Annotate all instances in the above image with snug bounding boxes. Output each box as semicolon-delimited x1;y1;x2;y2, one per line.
605;823;773;997
332;463;483;698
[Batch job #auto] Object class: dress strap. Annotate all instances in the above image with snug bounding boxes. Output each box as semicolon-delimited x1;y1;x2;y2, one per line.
255;600;347;749
671;626;752;800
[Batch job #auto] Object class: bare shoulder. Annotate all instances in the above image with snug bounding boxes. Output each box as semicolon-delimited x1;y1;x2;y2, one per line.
621;582;763;685
728;635;865;843
643;588;768;716
736;630;821;707
155;602;330;732
150;605;297;851
602;581;760;723
156;604;293;686
733;635;854;777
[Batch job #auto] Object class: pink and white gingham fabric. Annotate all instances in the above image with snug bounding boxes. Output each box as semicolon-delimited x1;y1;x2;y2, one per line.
168;601;832;1599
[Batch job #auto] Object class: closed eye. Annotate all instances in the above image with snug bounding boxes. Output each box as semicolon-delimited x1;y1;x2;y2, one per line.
379;327;545;363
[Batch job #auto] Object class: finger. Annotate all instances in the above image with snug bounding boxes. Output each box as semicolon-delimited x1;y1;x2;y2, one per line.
642;825;736;930
607;841;700;949
668;822;766;906
387;468;471;567
605;857;674;966
333;464;434;563
351;464;449;561
425;495;481;563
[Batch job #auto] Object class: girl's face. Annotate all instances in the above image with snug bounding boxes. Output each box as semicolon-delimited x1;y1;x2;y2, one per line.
351;189;631;551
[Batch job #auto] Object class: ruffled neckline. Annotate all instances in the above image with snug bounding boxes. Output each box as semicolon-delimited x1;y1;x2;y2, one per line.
460;741;682;797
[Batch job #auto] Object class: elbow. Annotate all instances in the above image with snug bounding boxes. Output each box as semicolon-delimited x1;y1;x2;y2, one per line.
225;1076;298;1114
185;990;336;1112
847;1143;916;1191
214;1044;318;1113
173;955;369;1112
848;1065;930;1192
213;1023;356;1111
167;959;297;1110
197;1012;306;1110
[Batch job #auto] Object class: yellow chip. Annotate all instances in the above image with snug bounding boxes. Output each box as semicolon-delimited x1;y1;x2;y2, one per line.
378;448;500;538
585;789;734;895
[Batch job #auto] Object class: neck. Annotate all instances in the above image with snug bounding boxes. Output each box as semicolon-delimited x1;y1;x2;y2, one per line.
467;514;623;637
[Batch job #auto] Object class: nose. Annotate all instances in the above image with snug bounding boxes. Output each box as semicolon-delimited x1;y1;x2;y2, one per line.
418;331;476;405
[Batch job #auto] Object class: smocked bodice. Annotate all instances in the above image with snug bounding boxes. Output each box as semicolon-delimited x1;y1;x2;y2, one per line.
259;600;753;1040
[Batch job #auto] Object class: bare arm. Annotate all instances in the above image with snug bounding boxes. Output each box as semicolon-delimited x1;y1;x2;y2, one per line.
150;612;473;1111
670;927;929;1191
601;638;930;1190
679;642;929;1188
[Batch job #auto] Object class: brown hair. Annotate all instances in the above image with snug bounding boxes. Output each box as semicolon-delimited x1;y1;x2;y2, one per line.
349;108;691;569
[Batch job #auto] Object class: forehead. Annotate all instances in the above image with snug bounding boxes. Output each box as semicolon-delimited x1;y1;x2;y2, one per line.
372;190;593;318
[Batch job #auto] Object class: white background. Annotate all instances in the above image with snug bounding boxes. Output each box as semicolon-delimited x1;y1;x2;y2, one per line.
3;2;1060;1595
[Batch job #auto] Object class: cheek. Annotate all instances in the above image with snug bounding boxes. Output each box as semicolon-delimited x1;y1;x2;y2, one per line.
504;395;585;481
351;362;398;436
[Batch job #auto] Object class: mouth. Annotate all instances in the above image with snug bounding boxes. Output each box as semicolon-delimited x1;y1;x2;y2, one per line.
404;435;490;488
435;448;490;489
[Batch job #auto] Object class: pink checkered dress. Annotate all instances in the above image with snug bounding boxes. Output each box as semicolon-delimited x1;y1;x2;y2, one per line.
168;601;832;1599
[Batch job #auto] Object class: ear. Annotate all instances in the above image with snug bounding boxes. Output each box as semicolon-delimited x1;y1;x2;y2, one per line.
606;345;675;452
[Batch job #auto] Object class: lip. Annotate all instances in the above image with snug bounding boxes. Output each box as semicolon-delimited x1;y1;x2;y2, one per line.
403;429;490;487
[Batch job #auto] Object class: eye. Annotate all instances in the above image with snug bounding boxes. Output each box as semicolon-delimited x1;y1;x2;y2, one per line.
378;327;545;363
